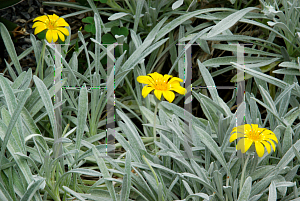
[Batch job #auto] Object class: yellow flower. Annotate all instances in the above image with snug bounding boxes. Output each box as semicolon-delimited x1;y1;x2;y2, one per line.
32;14;69;43
230;124;278;157
137;72;186;103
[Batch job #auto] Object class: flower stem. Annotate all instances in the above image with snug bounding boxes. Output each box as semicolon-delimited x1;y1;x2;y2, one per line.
153;101;159;154
240;153;250;193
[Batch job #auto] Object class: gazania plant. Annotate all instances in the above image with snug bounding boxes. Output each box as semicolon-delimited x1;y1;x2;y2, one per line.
137;72;186;153
31;14;70;80
1;0;300;200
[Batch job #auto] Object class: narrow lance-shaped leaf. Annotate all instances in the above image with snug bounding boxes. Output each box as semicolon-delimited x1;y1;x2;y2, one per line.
20;179;45;201
0;23;22;76
207;7;259;38
238;177;252;201
33;76;58;141
92;147;117;201
75;86;88;161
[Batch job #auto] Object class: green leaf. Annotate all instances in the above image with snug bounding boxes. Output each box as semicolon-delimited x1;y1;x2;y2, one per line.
154;8;233;42
273;69;300;76
108;13;130;21
193;125;233;184
117;110;146;151
276;139;300;170
251;96;287;126
231;62;300;97
33;75;58;141
20;178;44;201
213;44;281;57
92;147;117;201
250;175;277;197
82;16;94;24
102;33;117;44
115;133;140;162
116;38;168;88
0;23;22;76
0;0;22;10
279;61;300;69
62;186;85;201
282;126;292;154
111;26;129;37
207;7;259;37
0;89;35;196
197;60;231;116
284;107;300;126
0;177;12;200
203;56;271;67
238;177;252;201
0;77;31;162
84;24;96;34
185;193;210;200
133;0;144;32
181;173;221;199
172;0;184;10
87;0;107;33
139;106;160;125
120;151;131;201
0;16;18;33
75;86;88;161
250;166;275;181
231;60;280;82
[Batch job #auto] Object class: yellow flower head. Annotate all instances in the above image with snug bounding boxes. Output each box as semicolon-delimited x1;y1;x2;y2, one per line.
230;124;278;157
137;72;186;103
32;14;69;43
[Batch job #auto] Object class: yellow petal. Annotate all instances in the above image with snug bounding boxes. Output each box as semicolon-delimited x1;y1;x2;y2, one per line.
250;124;259;131
163;74;173;81
34;25;47;35
231;124;251;135
154;89;162;100
56;27;69;36
33;15;49;22
266;139;276;152
171;85;186;95
51;30;58;43
168;77;183;84
236;138;253;153
264;134;278;143
137;75;154;85
163;91;175;103
229;133;245;143
49;14;59;22
57;31;65;42
56;18;69;27
257;128;269;135
148;72;163;81
142;86;154;98
261;141;271;154
231;127;237;134
46;30;53;43
32;21;46;28
255;141;265;157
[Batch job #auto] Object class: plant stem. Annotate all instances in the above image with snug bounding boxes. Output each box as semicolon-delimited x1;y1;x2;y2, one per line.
142;155;159;185
240;153;250;193
153;101;159;154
